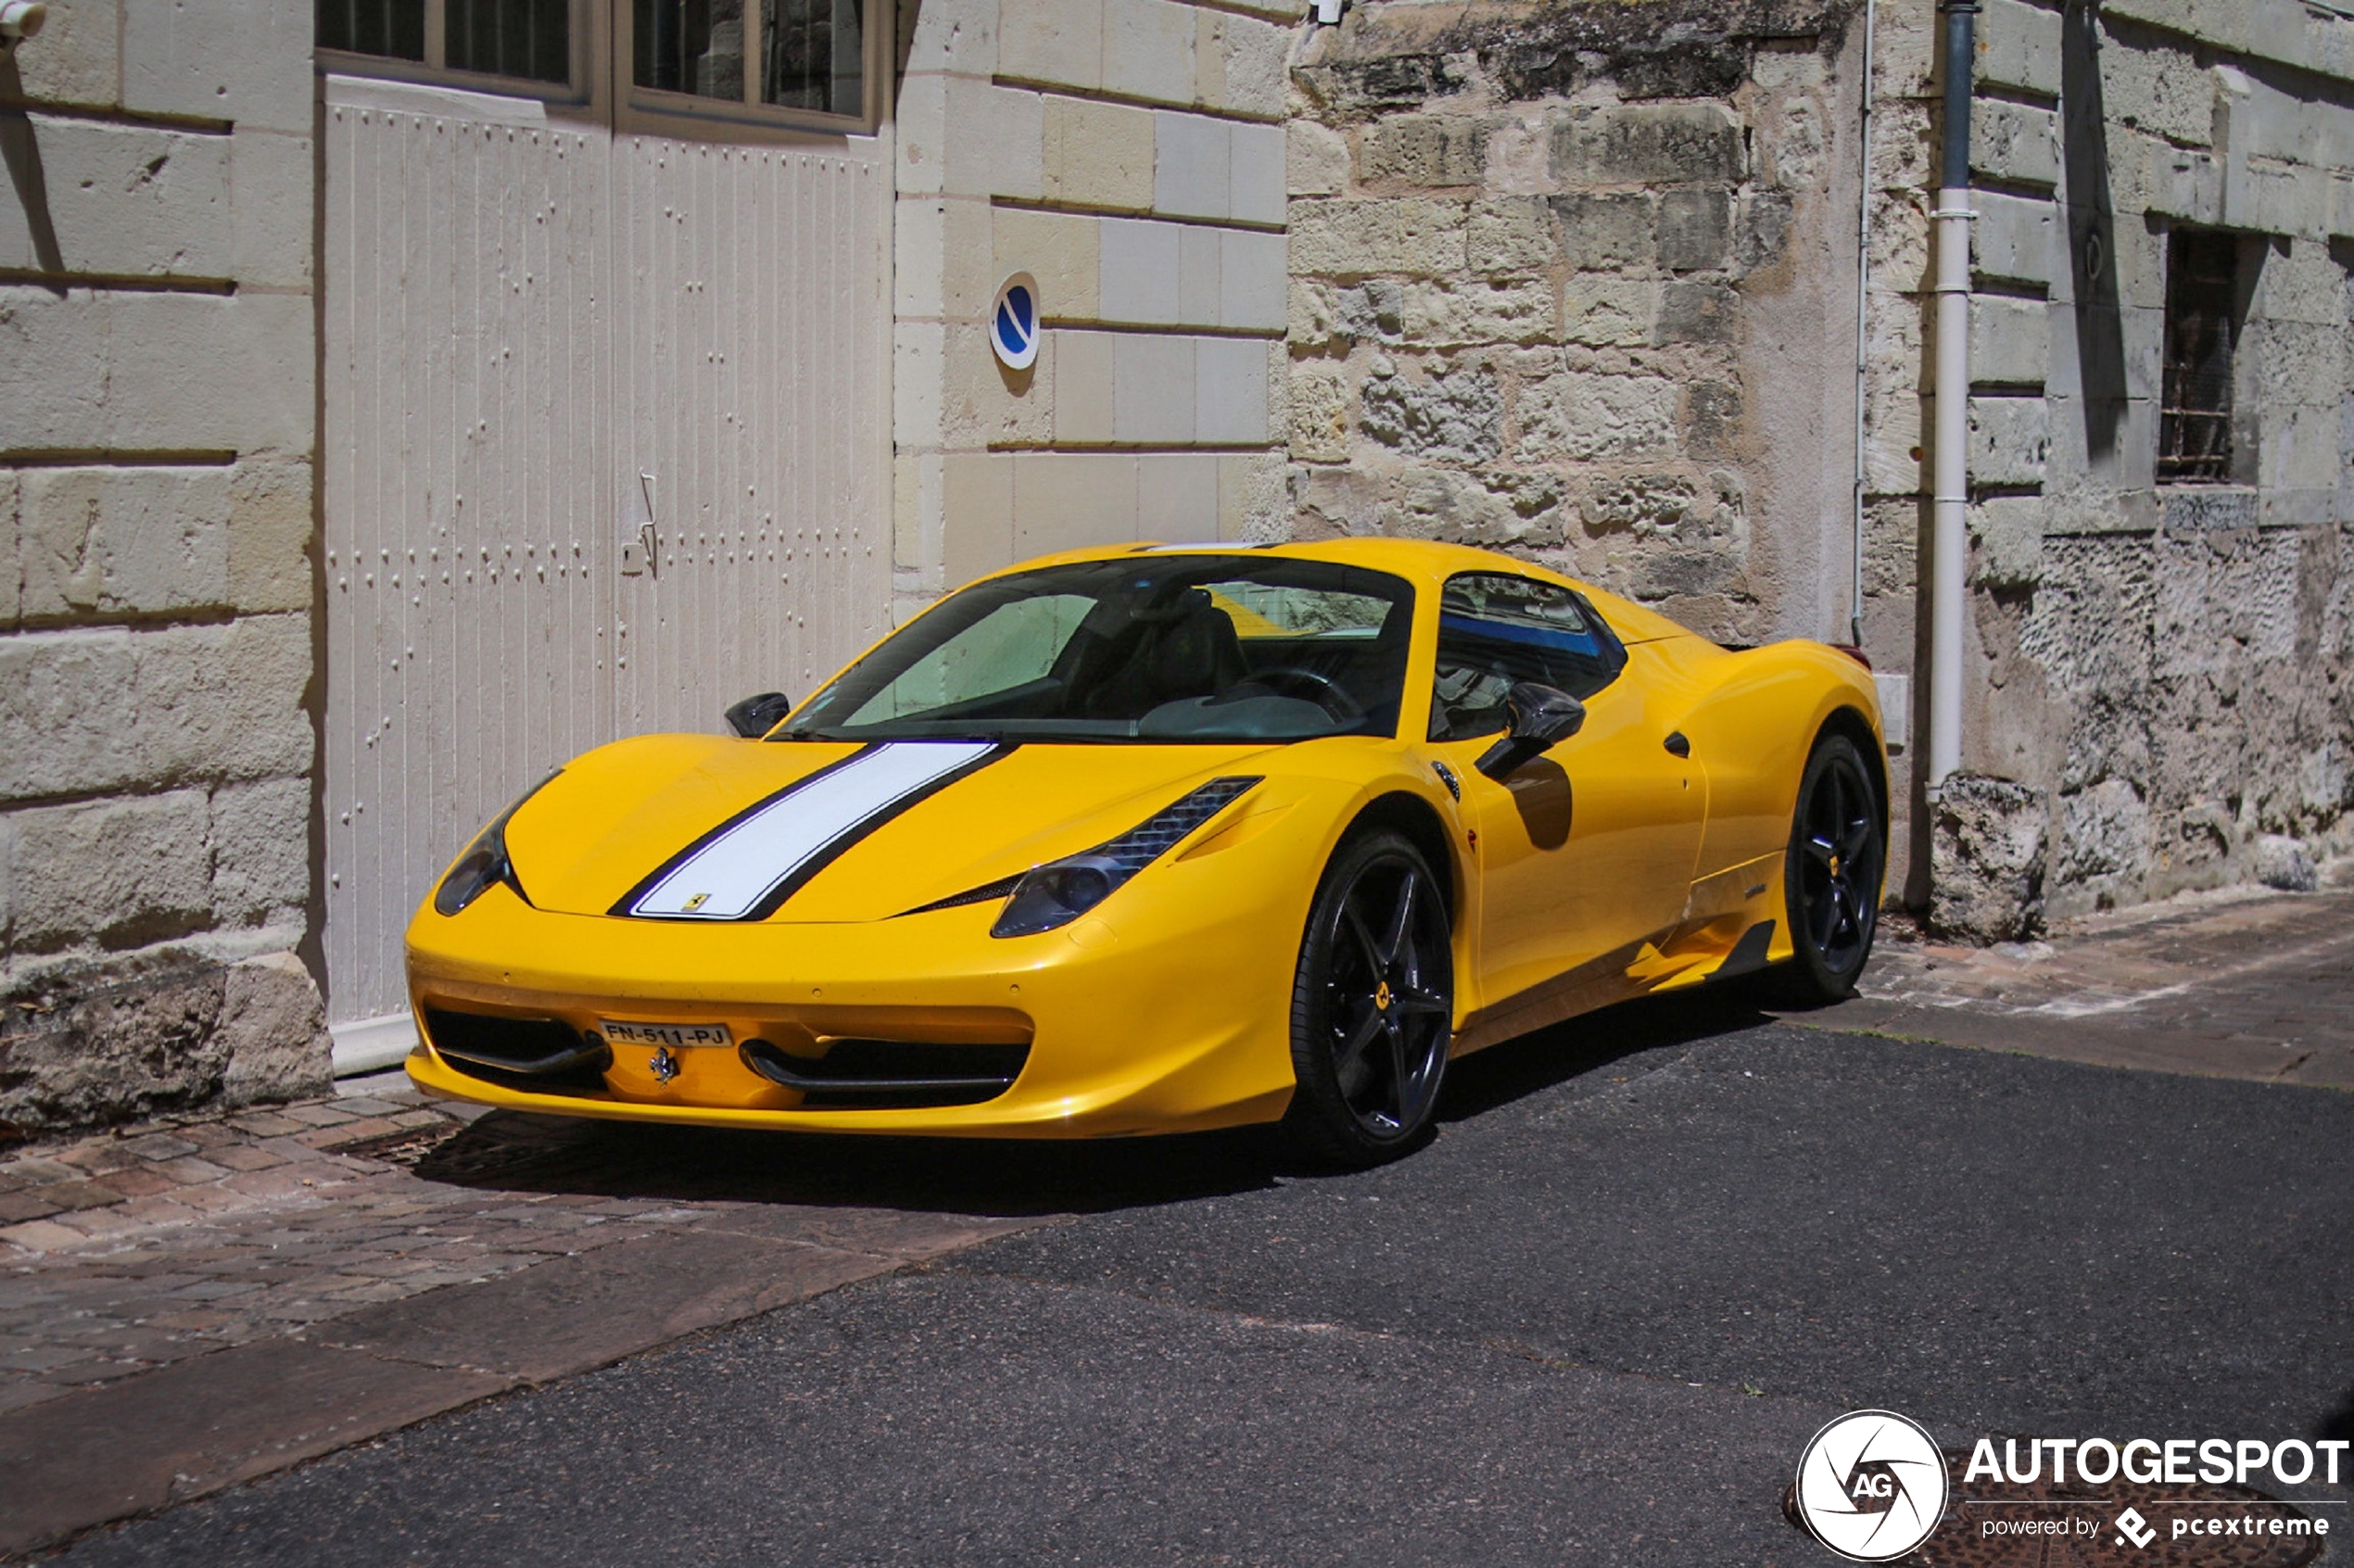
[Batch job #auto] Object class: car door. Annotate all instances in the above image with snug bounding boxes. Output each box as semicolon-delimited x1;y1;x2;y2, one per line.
1423;573;1706;1009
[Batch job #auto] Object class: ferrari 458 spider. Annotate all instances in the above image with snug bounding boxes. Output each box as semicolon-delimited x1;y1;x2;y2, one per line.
405;539;1886;1165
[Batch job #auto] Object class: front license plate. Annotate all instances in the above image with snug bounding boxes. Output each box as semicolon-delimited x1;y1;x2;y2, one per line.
601;1019;734;1050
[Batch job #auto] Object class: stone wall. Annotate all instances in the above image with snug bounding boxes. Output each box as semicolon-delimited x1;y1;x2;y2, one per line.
1930;0;2354;936
891;0;1303;618
0;0;331;1132
1283;0;1866;652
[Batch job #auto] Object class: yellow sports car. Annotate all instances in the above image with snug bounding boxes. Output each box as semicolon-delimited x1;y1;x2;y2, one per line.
405;539;1885;1165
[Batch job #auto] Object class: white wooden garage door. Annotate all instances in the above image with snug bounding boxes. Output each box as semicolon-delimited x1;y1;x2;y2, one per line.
320;73;891;1038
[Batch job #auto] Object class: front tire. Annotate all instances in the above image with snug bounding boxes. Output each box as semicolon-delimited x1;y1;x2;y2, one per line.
1281;830;1454;1169
1776;731;1884;1003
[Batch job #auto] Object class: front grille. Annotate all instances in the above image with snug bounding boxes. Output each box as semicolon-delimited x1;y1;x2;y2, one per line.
424;1007;611;1094
740;1037;1027;1109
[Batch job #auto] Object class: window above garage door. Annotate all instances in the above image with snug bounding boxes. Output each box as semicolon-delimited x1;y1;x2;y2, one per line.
317;0;877;130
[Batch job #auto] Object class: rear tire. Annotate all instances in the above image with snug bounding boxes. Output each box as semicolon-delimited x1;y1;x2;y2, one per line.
1281;831;1454;1170
1774;732;1884;1004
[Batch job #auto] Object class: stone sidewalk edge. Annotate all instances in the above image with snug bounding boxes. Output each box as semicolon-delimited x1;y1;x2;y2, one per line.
1780;996;2354;1090
0;1212;1042;1558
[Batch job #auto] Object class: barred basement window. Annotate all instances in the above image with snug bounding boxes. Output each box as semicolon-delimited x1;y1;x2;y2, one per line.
2158;230;2241;485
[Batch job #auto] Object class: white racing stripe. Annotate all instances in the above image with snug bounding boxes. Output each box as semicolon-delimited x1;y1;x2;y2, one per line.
629;741;998;919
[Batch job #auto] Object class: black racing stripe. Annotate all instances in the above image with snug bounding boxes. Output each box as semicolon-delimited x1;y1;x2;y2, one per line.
899;874;1024;917
608;744;883;918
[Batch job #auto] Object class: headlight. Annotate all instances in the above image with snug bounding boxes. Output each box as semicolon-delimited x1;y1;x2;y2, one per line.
433;771;560;917
991;777;1260;938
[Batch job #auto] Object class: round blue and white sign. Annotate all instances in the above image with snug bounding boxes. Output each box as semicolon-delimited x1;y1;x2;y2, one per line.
991;273;1040;371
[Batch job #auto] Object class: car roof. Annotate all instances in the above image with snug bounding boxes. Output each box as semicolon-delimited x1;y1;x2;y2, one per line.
981;537;1697;646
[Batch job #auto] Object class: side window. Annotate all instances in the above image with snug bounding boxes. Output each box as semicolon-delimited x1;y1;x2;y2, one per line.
1429;574;1626;742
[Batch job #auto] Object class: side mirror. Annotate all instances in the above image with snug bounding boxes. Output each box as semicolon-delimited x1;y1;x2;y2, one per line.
1474;682;1585;781
724;691;794;739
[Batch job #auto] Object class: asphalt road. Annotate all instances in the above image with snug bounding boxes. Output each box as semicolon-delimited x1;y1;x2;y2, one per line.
50;993;2354;1566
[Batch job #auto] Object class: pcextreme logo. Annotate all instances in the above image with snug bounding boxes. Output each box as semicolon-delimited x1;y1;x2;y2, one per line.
1793;1410;1951;1562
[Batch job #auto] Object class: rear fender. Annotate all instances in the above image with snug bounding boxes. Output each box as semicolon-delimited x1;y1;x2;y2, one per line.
1673;640;1883;884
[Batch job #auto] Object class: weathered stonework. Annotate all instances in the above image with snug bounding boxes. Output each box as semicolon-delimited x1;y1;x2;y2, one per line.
1285;0;1863;655
1954;1;2354;926
0;952;329;1135
1930;774;2050;943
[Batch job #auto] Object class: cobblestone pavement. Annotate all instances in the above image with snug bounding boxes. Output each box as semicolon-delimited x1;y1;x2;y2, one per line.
1;880;2348;1554
0;1092;1069;1555
0;1094;689;1419
0;1093;1054;1435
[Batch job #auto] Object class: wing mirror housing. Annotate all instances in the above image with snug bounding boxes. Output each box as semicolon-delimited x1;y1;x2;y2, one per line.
724;691;794;738
1474;682;1585;781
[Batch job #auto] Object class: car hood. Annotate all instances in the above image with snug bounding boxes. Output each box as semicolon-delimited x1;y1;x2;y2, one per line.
503;734;1285;923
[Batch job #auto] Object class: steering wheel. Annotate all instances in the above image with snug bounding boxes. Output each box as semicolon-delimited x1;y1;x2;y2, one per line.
1250;666;1367;723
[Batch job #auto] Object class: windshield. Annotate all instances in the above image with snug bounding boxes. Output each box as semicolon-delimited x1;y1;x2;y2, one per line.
790;555;1416;743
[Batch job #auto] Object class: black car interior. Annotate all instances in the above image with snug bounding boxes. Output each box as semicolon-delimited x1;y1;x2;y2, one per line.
795;558;1416;742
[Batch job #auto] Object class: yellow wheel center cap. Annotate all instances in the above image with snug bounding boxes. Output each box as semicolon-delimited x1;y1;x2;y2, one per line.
1829;854;1841;878
1374;981;1393;1012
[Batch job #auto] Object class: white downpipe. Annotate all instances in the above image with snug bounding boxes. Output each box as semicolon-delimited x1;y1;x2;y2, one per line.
1849;0;1877;651
1927;0;1976;798
1930;188;1971;792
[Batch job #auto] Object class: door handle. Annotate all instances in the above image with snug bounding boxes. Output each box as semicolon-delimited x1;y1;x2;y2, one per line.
1663;731;1690;758
621;472;657;576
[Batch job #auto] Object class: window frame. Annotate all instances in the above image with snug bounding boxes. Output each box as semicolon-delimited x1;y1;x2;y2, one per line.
618;0;883;134
316;0;597;106
316;0;887;133
2156;226;2250;487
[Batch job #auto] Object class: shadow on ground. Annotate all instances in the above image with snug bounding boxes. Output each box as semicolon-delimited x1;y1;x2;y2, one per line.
407;979;1781;1216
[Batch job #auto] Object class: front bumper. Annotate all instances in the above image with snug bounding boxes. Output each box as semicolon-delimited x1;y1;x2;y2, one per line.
402;850;1306;1138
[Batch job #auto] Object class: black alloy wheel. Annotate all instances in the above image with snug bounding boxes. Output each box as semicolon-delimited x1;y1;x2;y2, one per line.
1283;830;1454;1168
1778;731;1884;1003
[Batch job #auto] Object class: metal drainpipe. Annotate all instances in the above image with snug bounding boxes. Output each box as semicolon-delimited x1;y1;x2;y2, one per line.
1928;0;1977;795
1849;0;1877;651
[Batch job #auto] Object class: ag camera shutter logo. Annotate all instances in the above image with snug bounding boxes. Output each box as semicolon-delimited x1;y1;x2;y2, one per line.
991;273;1040;371
1794;1410;1950;1561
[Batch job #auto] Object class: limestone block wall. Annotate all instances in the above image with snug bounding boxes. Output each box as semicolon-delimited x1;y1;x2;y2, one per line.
892;0;1302;612
1280;0;1864;654
1928;0;2354;935
0;0;330;1130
